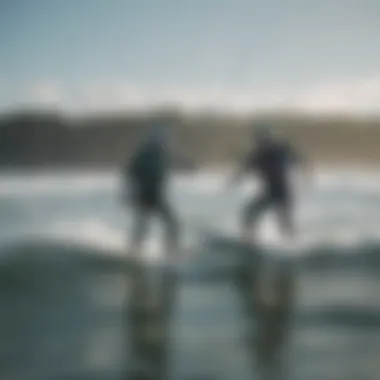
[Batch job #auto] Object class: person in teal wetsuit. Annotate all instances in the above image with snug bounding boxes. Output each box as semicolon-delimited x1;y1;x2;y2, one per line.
124;122;179;256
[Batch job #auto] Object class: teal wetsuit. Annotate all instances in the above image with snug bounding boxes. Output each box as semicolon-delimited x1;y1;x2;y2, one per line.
126;140;178;252
127;141;168;208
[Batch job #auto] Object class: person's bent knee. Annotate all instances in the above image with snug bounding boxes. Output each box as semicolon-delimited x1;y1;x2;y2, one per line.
243;198;267;226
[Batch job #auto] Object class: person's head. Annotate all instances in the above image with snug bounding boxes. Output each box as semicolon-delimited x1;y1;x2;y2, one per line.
145;119;171;148
252;121;273;147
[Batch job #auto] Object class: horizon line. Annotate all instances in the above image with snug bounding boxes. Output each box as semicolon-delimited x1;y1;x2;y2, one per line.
1;105;380;122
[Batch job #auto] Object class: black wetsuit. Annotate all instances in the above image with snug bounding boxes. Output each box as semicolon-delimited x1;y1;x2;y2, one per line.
242;140;302;233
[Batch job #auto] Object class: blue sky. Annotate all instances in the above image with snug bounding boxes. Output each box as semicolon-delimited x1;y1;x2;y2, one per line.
1;0;380;114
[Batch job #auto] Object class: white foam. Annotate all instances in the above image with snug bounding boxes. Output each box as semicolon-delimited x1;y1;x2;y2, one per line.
2;168;380;257
46;218;125;251
44;216;169;261
0;172;117;198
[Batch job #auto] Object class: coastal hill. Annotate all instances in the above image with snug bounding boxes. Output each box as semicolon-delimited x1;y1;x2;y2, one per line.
0;109;379;170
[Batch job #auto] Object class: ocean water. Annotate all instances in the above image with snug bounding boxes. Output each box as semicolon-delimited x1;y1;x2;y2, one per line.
0;169;379;380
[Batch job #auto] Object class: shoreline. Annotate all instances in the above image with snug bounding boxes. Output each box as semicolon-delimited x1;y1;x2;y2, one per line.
0;164;378;179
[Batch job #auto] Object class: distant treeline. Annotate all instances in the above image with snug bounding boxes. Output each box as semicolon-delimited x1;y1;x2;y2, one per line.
1;109;380;170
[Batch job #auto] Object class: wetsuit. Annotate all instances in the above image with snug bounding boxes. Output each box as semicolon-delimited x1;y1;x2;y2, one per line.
241;140;303;238
125;140;179;252
127;141;167;208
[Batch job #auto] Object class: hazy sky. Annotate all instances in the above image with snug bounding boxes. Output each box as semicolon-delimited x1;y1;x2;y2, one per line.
1;0;380;114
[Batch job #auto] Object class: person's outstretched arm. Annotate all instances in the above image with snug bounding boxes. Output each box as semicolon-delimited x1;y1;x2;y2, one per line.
288;145;313;187
121;147;144;206
227;152;254;189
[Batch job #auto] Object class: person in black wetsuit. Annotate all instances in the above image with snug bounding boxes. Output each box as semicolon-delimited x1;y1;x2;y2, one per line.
229;123;311;243
123;122;179;256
